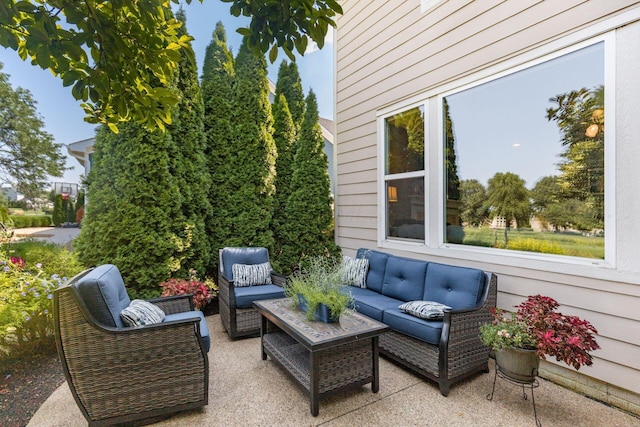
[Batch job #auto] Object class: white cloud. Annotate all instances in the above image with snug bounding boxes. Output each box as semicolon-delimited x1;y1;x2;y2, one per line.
305;27;334;54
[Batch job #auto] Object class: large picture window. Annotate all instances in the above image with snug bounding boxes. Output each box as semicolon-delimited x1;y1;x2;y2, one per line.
384;106;425;241
443;42;605;259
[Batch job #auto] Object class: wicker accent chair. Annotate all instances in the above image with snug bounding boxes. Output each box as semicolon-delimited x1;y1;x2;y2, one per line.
218;247;287;339
54;264;209;426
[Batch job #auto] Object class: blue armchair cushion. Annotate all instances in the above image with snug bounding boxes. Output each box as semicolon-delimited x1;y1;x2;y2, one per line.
399;300;451;320
120;300;165;326
423;263;487;310
73;264;131;328
234;284;285;309
220;247;270;281
232;262;272;287
381;256;428;302
164;311;211;352
342;256;369;288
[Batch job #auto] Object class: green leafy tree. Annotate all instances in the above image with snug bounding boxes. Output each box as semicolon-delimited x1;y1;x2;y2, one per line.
274;60;306;130
281;90;339;272
0;64;66;198
0;0;341;131
166;9;212;278
484;172;531;246
74;124;183;298
201;22;235;274
459;179;489;227
216;38;276;254
444;99;461;201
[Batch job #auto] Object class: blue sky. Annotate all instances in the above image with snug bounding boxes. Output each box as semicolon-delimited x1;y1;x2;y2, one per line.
0;1;334;186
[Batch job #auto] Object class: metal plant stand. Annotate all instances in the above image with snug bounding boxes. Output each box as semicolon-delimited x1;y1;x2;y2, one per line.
487;364;542;427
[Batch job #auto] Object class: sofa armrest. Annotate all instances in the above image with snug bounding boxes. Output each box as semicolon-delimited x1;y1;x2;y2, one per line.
147;294;195;314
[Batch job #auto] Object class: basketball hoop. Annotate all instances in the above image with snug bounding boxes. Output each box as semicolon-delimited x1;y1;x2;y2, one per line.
61;192;70;201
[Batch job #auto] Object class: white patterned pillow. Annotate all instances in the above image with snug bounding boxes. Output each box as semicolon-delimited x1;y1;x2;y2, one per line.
120;299;165;327
399;300;452;320
341;256;369;288
232;262;273;287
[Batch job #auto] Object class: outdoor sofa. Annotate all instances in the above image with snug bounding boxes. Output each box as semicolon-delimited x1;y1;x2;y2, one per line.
53;264;209;426
346;248;497;396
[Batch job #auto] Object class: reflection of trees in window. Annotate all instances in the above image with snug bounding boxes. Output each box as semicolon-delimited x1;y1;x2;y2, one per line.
460;179;489;226
386;107;424;174
444;99;461;201
546;86;604;230
484;172;531;245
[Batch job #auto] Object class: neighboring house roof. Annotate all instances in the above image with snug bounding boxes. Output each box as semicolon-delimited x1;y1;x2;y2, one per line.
318;117;334;145
67;137;95;168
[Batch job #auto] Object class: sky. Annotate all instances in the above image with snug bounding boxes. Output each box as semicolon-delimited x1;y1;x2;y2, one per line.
0;1;335;187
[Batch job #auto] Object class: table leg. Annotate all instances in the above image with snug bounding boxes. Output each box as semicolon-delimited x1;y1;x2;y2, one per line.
260;315;267;361
372;336;380;393
310;351;319;416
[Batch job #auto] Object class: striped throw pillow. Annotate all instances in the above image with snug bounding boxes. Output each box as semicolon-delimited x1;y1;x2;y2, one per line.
342;256;369;288
232;262;273;287
120;299;165;327
399;300;452;320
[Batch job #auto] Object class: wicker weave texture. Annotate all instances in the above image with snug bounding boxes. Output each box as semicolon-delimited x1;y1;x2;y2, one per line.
55;289;208;424
263;331;374;395
379;273;497;394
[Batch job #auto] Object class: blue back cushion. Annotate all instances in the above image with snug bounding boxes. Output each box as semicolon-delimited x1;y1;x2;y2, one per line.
423;263;487;310
356;248;388;293
381;256;428;302
220;247;270;281
73;264;131;328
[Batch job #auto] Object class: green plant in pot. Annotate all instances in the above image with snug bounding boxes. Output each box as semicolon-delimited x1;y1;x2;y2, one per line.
479;295;600;382
284;256;354;322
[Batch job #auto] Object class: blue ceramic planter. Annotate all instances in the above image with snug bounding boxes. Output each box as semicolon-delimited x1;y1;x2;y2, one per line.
297;294;340;323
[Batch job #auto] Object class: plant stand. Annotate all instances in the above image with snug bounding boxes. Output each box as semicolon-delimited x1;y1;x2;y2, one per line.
487;364;542;427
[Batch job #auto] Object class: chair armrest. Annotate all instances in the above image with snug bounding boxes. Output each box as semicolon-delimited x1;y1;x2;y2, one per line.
270;272;288;287
147;294;195;314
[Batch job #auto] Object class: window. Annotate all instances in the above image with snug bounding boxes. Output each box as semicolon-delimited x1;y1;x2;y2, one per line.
443;42;605;259
384;106;425;241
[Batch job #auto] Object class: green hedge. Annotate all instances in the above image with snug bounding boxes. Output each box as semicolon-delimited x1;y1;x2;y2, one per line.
9;215;53;228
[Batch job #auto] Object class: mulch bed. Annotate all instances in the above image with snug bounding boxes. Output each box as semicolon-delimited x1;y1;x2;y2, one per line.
0;352;66;427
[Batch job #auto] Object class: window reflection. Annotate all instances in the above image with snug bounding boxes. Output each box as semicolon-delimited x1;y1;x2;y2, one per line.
443;42;605;259
387;178;425;240
385;106;424;174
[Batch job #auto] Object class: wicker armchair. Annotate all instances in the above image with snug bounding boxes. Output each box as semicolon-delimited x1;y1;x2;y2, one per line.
218;247;287;339
54;265;209;426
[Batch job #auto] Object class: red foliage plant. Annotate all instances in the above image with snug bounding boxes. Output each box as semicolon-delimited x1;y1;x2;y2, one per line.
160;277;214;311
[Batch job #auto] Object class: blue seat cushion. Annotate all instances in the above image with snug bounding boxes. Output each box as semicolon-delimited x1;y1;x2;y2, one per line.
381;256;428;302
383;308;443;345
220;247;270;281
73;264;131;328
234;284;285;309
423;263;487;310
356;249;389;293
164;311;211;352
350;287;403;322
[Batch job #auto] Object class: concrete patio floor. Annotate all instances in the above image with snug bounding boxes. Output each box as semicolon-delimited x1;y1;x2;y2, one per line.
30;314;640;427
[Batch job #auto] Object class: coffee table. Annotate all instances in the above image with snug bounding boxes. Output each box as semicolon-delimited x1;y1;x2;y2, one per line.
254;298;389;416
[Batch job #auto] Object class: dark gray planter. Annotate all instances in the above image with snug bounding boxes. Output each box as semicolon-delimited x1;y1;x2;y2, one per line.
495;347;540;383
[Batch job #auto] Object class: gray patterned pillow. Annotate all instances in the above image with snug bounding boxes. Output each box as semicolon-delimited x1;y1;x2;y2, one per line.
120;299;165;327
399;300;452;320
232;262;273;287
341;256;369;288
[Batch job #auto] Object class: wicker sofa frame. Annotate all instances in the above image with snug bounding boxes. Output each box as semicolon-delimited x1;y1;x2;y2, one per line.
54;269;209;426
377;272;497;396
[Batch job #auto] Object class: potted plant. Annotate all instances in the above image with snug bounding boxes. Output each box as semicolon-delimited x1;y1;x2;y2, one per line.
479;294;600;382
284;256;354;323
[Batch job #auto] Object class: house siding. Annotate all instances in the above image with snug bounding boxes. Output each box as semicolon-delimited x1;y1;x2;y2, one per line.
335;0;640;413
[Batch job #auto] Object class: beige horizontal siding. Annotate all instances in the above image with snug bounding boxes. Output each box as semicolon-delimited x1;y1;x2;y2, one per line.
335;0;640;402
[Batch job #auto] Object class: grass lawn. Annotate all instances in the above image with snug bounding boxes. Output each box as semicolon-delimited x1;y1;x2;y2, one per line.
461;227;604;259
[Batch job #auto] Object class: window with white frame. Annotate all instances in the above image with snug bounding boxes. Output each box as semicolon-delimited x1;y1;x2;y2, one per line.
443;41;605;259
384;106;425;241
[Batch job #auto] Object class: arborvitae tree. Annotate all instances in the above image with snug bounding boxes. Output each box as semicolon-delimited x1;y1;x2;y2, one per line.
223;38;276;252
281;90;339;272
74;124;183;299
274;61;306;130
201;22;235;274
166;9;212;278
52;195;64;226
271;94;296;270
